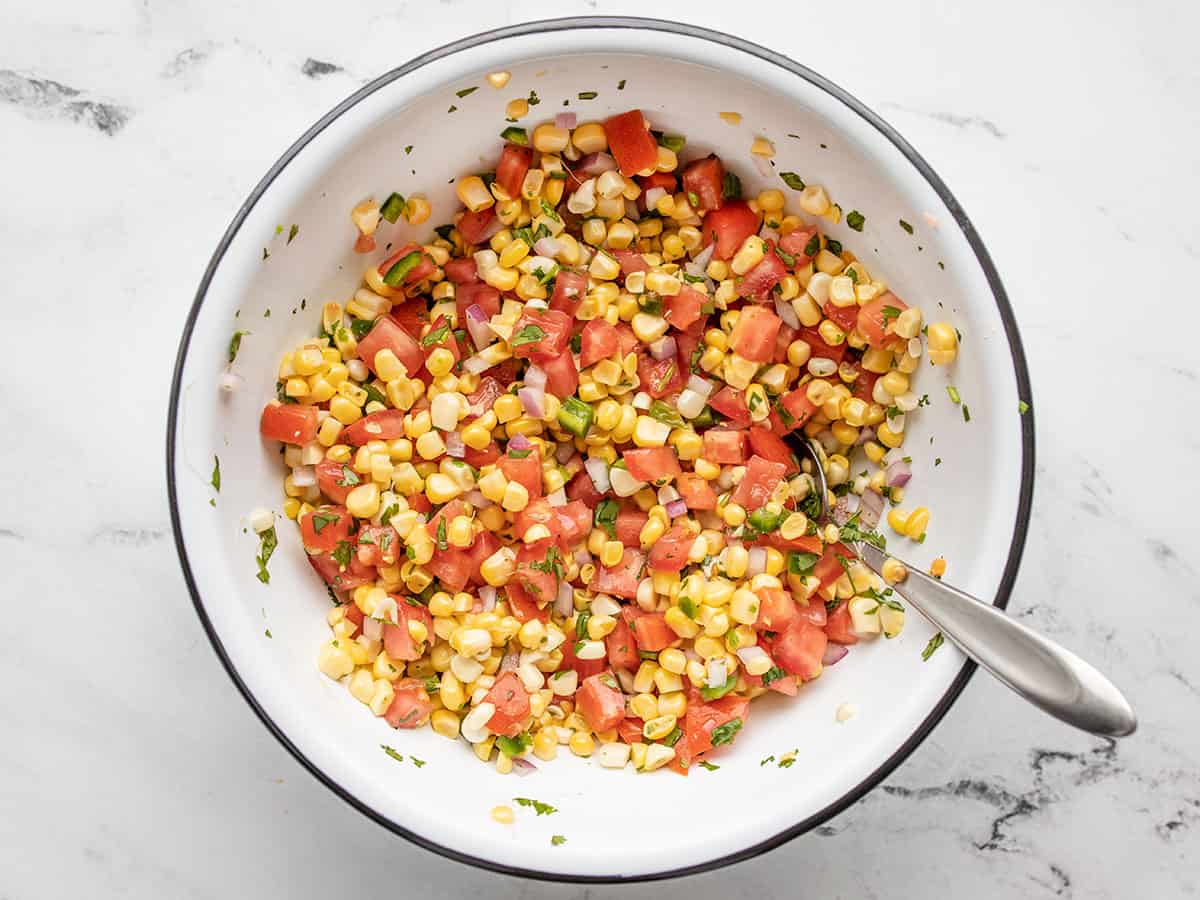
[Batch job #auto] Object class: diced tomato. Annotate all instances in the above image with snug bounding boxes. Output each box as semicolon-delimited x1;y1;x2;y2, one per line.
567;470;606;506
606;617;641;671
813;542;855;589
506;584;549;623
648;525;692;572
779;388;819;431
708;387;751;427
384;678;433;728
681;154;725;212
307;552;374;593
548;269;587;316
747;427;798;472
540;350;579;399
514;499;589;547
444;256;479;284
770;533;823;555
615;507;648;547
467;376;505;416
455;281;501;329
637;171;677;212
679;693;749;767
823;300;859;335
484;672;531;737
406;494;432;515
702;428;748;464
603;109;658;176
774;322;797;365
769;618;827;679
623;447;682;483
356;315;424;378
676;472;718;510
511;537;560;609
731;455;788;511
730;304;782;362
389;302;427;341
745;669;799;696
799;326;847;364
703;201;758;260
557;501;592;546
612;249;650;275
664;285;706;331
299;505;352;553
577;673;627;733
354;232;376;254
260;403;318;446
846;362;879;403
382;602;432;662
426;545;473;592
457;206;496;245
637;353;684;399
617;716;646;744
739;243;788;301
427;499;468;540
589;549;645;600
580;318;618;368
341;409;406;446
377;243;435;285
824;601;859;644
460;530;499;586
499;451;543;498
858;293;909;348
778;225;818;265
496;143;534;200
629;611;674;651
356;524;400;567
795;597;827;627
560;630;606;678
420;315;461;370
754;587;798;632
341;603;364;634
511;308;572;363
464;440;501;468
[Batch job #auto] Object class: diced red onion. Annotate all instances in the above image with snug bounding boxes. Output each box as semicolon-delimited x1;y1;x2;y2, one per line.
478;586;497;612
649;335;677;361
684;647;701;663
831;493;852;525
555;442;575;465
465;304;494;350
624;198;641;221
362;616;383;641
692;241;715;271
509;433;532;452
748;547;767;577
759;225;780;243
462;354;493;375
774;295;800;329
291;465;316;487
576;151;617;176
478;215;504;242
533;236;562;257
858;489;884;529
444;431;466;458
518;386;545;419
464;489;490;508
665;498;688;518
218;370;243;393
574;549;593;567
585;456;610;493
644;186;667;209
546;488;567;507
555;580;574;618
886;459;912;487
686;374;714;399
524;365;547;391
855;426;876;447
822;643;849;666
500;647;520;671
706;658;727;688
737;645;771;669
511;757;537;776
555;111;577;129
753;154;773;178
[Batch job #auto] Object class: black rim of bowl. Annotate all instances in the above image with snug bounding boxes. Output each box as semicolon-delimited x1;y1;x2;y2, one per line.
166;15;1035;884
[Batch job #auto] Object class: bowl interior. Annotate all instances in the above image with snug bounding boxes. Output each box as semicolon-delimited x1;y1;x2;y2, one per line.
170;21;1030;880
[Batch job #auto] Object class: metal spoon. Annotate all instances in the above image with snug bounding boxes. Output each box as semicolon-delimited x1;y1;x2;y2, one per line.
789;437;1137;737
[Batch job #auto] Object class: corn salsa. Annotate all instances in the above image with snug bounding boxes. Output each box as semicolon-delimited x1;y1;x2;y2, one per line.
258;107;959;773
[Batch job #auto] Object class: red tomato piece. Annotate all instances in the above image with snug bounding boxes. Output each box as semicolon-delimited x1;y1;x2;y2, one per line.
779;388;819;431
731;455;788;511
799;326;847;364
664;285;706;331
823;300;859;335
457;206;496;245
754;587;798;632
511;537;560;607
299;505;352;553
307;552;374;593
444;256;479;284
623;447;682;483
511;308;572;363
675;472;718;510
648;525;692;572
730;304;782;362
388;302;427;341
708;386;751;427
858;292;909;349
702;428;748;464
847;363;879;403
484;672;531;737
778;225;819;265
612;249;650;275
824;602;859;644
499;451;543;498
774;322;797;365
679;693;749;767
606;617;641;671
616;716;646;744
747;427;798;472
703;201;759;260
461;530;500;586
577;673;627;733
382;602;432;662
356;315;424;378
557;500;592;547
377;243;435;285
615;507;648;547
420;315;461;371
739;243;789;301
769;618;828;679
681;154;725;212
540;351;579;400
384;678;433;728
560;631;606;678
548;269;587;316
464;440;501;468
795;597;827;627
467;376;506;415
496;143;533;200
507;584;549;623
341;409;406;446
456;282;501;331
631;612;675;651
426;545;473;592
356;524;401;567
567;470;606;506
813;542;855;589
260;403;318;446
354;233;376;254
589;548;646;600
603;109;658;176
580;318;619;369
637;353;685;399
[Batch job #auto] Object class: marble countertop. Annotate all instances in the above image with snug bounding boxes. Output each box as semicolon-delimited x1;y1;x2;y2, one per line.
3;0;1198;897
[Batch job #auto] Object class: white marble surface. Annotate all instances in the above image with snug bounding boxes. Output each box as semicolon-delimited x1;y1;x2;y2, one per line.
2;0;1198;896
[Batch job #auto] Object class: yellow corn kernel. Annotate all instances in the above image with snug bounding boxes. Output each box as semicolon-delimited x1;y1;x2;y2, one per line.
345;482;381;519
730;236;766;276
721;503;746;528
927;321;959;365
643;715;677;741
877;421;904;449
664;606;701;639
905;507;930;540
568;731;595;757
456;176;494;213
750;136;775;157
930;557;948;578
887;508;910;534
881;558;908;585
532;123;570;153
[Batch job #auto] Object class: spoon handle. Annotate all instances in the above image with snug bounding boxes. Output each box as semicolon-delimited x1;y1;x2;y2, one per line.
855;543;1137;737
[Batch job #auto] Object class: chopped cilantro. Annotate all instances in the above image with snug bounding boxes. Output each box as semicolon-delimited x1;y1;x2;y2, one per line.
662;726;683;747
709;718;743;747
500;125;528;145
595;498;620;539
336;465;360;487
788;551;819;575
760;755;776;766
825;238;843;255
436;518;448;551
779;171;805;191
311;512;339;534
846;211;865;231
513;797;557;816
455;86;477;98
380;503;399;526
946;385;961;404
1019;400;1030;414
761;666;787;686
697;760;720;771
921;632;945;661
551;835;567;846
255;526;277;585
899;219;914;234
228;330;249;363
381;744;404;763
722;171;742;199
511;324;546;346
210;456;221;492
617;79;626;90
410;756;426;768
962;404;971;423
420;321;451;347
578;90;598;100
331;540;353;568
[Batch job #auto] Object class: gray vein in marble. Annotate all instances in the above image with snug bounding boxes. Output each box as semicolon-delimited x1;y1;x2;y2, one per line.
88;526;167;546
301;58;343;78
162;45;214;78
0;69;130;135
881;102;1007;138
1156;798;1200;840
0;528;23;541
1148;537;1194;575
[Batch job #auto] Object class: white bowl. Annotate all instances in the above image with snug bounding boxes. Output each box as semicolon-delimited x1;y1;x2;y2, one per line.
167;16;1034;882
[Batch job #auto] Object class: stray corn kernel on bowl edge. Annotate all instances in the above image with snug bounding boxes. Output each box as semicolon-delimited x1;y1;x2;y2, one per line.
167;17;1034;882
